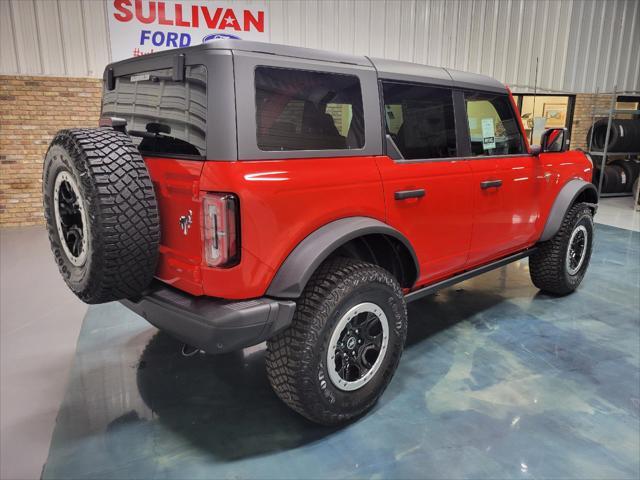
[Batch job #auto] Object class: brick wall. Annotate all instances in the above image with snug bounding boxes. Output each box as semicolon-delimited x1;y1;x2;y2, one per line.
0;75;102;227
570;93;616;150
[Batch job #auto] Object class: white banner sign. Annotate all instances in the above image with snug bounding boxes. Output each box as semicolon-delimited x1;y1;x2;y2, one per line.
107;0;269;61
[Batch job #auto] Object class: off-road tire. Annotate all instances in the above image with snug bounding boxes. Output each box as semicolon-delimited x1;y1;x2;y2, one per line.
529;202;594;295
611;160;635;192
266;258;407;425
43;128;159;304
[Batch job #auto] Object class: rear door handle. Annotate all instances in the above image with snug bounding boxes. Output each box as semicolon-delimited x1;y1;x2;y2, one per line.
394;189;425;200
480;180;503;189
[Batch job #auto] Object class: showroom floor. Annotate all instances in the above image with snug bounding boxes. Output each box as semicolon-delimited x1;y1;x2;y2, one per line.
1;197;639;480
0;226;87;480
594;195;640;231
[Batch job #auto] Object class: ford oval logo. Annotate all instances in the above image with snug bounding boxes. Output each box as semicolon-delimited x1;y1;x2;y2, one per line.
202;33;241;43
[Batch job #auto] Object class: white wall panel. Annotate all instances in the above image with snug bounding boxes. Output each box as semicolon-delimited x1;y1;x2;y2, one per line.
353;0;372;55
508;0;525;86
303;0;321;48
82;0;111;77
554;0;573;92
369;0;386;58
337;0;356;55
562;0;639;93
398;0;416;62
469;0;486;74
1;0;638;93
34;0;65;75
623;0;640;90
495;0;512;83
58;0;89;76
383;0;400;59
265;0;284;45
455;0;473;72
0;1;18;73
11;0;42;74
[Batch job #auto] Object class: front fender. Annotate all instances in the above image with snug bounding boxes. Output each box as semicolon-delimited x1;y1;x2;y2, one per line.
266;217;419;299
539;179;598;242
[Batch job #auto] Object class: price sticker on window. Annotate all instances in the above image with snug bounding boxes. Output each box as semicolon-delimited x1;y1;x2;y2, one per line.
481;118;496;150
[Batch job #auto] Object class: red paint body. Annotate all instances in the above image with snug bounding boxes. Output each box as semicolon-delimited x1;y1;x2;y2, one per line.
144;145;592;300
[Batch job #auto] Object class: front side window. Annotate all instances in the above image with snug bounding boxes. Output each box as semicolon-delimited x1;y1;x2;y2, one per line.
464;92;525;156
255;67;364;151
382;82;457;160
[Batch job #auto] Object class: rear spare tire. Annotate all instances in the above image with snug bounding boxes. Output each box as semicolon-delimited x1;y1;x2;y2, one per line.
42;128;160;304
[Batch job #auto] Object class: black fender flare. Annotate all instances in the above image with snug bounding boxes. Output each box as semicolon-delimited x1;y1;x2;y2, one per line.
266;217;419;299
539;179;598;242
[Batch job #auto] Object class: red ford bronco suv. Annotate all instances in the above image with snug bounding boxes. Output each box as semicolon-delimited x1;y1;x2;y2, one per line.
43;41;597;425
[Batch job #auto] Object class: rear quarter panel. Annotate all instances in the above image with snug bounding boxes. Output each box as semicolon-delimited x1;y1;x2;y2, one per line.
198;156;386;299
145;157;205;295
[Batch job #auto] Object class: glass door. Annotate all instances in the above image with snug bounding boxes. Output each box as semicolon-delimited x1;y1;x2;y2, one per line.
513;94;575;147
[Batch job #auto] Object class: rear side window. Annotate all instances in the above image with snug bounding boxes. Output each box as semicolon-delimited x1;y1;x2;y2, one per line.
464;92;524;156
255;67;364;151
382;82;457;159
102;65;206;158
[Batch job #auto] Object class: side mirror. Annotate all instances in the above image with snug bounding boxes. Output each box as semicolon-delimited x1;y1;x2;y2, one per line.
539;127;569;153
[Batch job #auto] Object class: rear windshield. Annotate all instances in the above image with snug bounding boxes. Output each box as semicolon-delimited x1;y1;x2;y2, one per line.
102;65;207;158
255;66;365;151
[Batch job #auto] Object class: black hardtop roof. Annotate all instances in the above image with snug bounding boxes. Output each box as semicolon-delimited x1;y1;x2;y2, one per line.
106;40;507;93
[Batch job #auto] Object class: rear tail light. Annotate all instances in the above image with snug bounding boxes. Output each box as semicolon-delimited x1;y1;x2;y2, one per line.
202;193;240;267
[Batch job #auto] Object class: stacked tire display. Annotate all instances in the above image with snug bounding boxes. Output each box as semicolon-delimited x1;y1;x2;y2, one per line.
592;158;640;194
587;119;640;153
587;117;640;195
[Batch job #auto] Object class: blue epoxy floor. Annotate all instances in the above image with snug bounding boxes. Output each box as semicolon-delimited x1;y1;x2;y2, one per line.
43;224;640;479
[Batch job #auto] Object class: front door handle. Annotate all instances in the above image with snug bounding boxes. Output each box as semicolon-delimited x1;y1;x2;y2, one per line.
480;180;503;189
394;189;425;200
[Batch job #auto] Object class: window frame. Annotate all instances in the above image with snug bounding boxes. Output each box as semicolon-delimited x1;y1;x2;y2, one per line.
254;65;365;152
461;90;528;158
234;50;382;160
379;80;461;163
380;82;532;164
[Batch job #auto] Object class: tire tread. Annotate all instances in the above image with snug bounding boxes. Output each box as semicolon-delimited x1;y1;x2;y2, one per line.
43;128;159;304
529;202;593;295
265;257;406;425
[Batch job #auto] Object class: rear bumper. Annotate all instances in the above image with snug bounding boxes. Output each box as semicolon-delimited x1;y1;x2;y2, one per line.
120;282;296;354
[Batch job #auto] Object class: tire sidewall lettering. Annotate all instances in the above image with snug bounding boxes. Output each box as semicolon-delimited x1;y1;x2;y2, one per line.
42;129;159;304
44;146;92;286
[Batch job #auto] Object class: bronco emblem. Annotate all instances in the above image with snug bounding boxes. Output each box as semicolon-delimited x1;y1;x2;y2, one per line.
179;210;193;235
